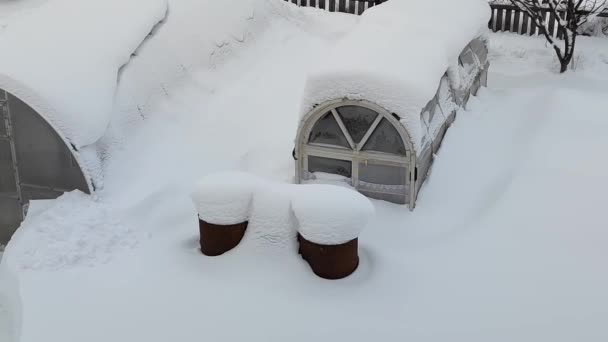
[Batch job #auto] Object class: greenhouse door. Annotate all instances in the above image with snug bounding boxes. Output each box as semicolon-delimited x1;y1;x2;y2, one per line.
0;91;23;245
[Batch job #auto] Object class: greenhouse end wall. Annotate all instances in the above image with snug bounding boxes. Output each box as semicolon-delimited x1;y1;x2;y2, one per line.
0;89;90;245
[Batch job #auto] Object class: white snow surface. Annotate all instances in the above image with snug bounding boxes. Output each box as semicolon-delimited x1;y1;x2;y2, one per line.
300;0;490;153
1;3;608;342
292;184;374;244
0;0;168;148
0;256;21;342
106;0;349;155
3;192;140;271
191;172;262;225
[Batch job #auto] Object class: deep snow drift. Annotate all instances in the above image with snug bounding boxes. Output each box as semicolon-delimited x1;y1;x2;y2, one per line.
2;1;608;342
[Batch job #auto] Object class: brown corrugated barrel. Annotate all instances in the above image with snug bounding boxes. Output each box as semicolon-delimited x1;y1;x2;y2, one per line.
199;219;248;256
297;233;359;280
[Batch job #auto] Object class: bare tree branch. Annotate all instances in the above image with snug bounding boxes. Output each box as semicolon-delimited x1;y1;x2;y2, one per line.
509;0;605;72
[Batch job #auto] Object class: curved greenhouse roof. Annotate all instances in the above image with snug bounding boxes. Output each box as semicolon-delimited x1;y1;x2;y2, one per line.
0;0;167;149
300;0;490;154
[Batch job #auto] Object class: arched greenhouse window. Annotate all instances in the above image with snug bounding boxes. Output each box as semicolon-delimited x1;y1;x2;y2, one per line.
307;106;407;155
299;101;413;205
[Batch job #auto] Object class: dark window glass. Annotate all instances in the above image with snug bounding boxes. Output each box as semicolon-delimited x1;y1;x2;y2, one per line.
9;94;88;192
336;106;378;144
358;162;408;204
362;119;407;155
308;156;352;178
359;163;406;186
0;140;17;193
308;112;350;148
0;115;7;137
0;197;22;227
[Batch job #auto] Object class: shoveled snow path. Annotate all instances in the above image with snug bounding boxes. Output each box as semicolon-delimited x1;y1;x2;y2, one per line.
5;32;608;342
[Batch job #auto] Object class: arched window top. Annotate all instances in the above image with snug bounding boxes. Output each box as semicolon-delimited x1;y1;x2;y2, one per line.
306;104;408;156
336;105;378;144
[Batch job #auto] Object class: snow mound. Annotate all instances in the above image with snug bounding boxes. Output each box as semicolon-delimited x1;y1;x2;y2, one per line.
191;171;263;225
300;0;490;153
244;185;299;254
0;0;168;148
292;184;374;245
4;191;139;271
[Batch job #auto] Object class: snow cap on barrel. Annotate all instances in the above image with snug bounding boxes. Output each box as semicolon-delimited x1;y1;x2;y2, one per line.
191;171;264;225
292;184;375;245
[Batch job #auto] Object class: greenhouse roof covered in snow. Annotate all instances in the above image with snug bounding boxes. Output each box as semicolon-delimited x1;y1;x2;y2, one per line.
296;0;491;207
301;0;490;153
0;0;167;148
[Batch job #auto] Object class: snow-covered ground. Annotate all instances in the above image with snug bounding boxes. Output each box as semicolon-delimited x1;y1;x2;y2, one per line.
0;306;9;342
2;3;608;342
0;0;46;32
0;0;46;17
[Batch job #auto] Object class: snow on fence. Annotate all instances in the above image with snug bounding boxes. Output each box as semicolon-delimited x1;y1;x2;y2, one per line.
283;0;387;15
488;2;608;39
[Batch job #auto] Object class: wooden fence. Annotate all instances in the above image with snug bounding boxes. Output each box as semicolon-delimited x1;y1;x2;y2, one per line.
489;3;608;38
284;0;606;38
283;0;387;15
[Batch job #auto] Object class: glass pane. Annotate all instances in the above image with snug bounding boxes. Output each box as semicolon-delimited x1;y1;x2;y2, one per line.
437;74;454;113
358;162;408;204
469;38;488;66
308;112;350;148
20;185;63;202
0;115;6;137
308;156;352;178
9;93;89;192
336;106;378;144
0;140;17;193
359;162;406;186
0;196;21;229
362;119;407;155
459;48;478;70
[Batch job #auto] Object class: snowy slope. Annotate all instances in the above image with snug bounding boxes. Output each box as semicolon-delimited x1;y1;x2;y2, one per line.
2;3;608;342
0;0;47;19
105;0;358;155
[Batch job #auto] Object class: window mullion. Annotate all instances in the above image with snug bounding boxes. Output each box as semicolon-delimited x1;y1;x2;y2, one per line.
303;145;354;161
331;108;356;150
357;114;383;151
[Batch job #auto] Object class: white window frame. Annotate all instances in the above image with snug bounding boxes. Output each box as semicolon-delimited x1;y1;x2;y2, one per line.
296;99;416;206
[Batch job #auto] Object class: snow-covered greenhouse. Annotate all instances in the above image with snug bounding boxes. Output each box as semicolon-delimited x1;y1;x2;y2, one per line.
0;89;92;244
0;0;167;245
295;1;490;208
